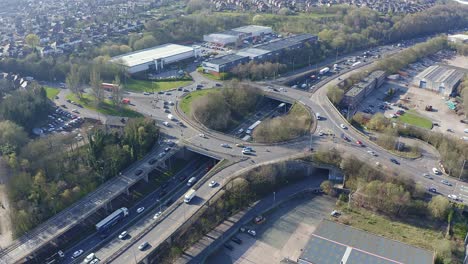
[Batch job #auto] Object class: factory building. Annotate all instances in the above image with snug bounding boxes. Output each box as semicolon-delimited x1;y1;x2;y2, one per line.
111;44;199;74
203;25;273;47
342;70;386;109
202;34;318;74
201;54;250;73
413;64;466;96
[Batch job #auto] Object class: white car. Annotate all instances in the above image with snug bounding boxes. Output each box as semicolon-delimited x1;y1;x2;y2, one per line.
318;131;324;136
367;150;377;156
209;181;217;187
72;250;83;258
432;168;440;175
247;229;256;237
448;194;458;200
90;259;100;264
221;143;230;148
340;124;347;129
163;121;170;127
331;210;341;217
153;212;162;219
199;133;206;138
118;231;128;239
137;207;145;213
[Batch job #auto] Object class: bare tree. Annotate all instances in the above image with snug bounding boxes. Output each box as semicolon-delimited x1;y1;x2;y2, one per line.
111;75;123;107
66;64;82;98
90;67;103;105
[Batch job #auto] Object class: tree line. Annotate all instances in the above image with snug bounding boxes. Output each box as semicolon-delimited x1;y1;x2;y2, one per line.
192;81;262;131
5;118;158;236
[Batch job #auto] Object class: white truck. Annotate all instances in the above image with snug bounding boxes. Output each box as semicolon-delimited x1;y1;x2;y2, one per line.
319;67;330;75
184;189;196;203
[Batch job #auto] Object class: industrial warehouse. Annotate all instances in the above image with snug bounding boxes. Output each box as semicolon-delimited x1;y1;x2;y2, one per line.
202;33;318;74
413;64;466;96
110;43;199;74
203;25;273;47
298;220;434;264
341;70;386;109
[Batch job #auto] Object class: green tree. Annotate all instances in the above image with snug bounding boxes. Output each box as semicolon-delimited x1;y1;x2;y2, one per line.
111;75;123;107
428;196;451;220
89;67;103;105
0;121;29;154
327;86;344;105
320;180;336;196
367;113;390;131
25;34;40;50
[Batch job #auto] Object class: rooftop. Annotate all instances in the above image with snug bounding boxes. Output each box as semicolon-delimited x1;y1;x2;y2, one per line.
298;220;434;264
448;34;468;41
236;47;271;58
416;64;467;88
111;44;194;67
232;25;272;34
205;54;248;65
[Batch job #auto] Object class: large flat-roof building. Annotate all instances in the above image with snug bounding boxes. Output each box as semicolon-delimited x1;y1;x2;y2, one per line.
413;64;466;96
342;70;386;109
201;54;250;73
111;44;198;74
298;220;434;264
203;25;273;46
202;34;318;74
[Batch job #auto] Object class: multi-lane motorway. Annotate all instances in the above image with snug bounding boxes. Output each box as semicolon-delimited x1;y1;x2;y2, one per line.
1;37;465;264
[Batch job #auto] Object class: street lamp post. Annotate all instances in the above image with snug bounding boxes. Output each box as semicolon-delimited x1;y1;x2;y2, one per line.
273;191;276;204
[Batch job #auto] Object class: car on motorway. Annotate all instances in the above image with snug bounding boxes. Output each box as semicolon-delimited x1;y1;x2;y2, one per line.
343;135;350;142
356;140;364;146
72;250;83;258
236;143;245;148
247;229;257;237
187;177;198;186
209;180;217;187
432;168;441;175
390;158;400;165
84;253;96;263
441;180;452;186
163;121;170;127
164;147;171;152
149;158;157;165
428;187;437;193
137;207;145;213
243;146;253;152
242;149;252;155
231;236;242;244
224;243;234;250
367;150;377;156
199;133;206;138
90;259;100;264
58;250;65;258
423;173;433;180
448;194;458;200
118;231;128;239
138;242;150;251
143;92;150;95
221;143;230;148
340;124;347;129
153;211;162;219
135;169;143;176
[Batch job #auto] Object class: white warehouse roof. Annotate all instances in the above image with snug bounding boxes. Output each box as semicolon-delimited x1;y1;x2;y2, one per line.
111;44;194;67
232;25;273;35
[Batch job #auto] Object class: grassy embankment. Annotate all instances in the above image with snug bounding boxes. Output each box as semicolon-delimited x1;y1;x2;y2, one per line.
65;93;143;118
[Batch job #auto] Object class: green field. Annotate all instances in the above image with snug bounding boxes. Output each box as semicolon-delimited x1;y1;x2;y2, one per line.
125;79;192;93
65;93;143;118
179;89;221;115
44;86;60;100
397;110;433;129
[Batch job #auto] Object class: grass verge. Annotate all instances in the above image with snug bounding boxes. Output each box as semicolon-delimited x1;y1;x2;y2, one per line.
179;89;221;115
66;93;143;118
125;79;192;93
337;205;445;251
252;102;312;143
397;110;433;129
44;86;60;100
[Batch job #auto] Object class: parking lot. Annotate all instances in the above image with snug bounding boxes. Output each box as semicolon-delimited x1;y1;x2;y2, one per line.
206;194;336;264
36;106;85;139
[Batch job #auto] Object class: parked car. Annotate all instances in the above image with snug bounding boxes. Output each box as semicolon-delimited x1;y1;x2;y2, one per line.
340;124;347;129
224;243;234;251
441;180;452;186
153;212;162;219
423;173;433;180
432;168;440;175
231;236;242;244
428;187;437;193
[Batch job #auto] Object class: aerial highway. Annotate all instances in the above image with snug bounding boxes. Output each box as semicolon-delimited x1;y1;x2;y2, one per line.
0;38;462;264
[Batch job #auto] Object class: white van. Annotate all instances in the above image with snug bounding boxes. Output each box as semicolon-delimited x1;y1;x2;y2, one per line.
187;177;197;187
84;253;96;263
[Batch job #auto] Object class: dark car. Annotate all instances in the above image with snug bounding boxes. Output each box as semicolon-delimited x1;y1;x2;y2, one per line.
224;243;234;251
135;169;143;176
178;175;187;182
390;158;400;165
148;158;157;165
428;187;437;193
231;236;242;245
